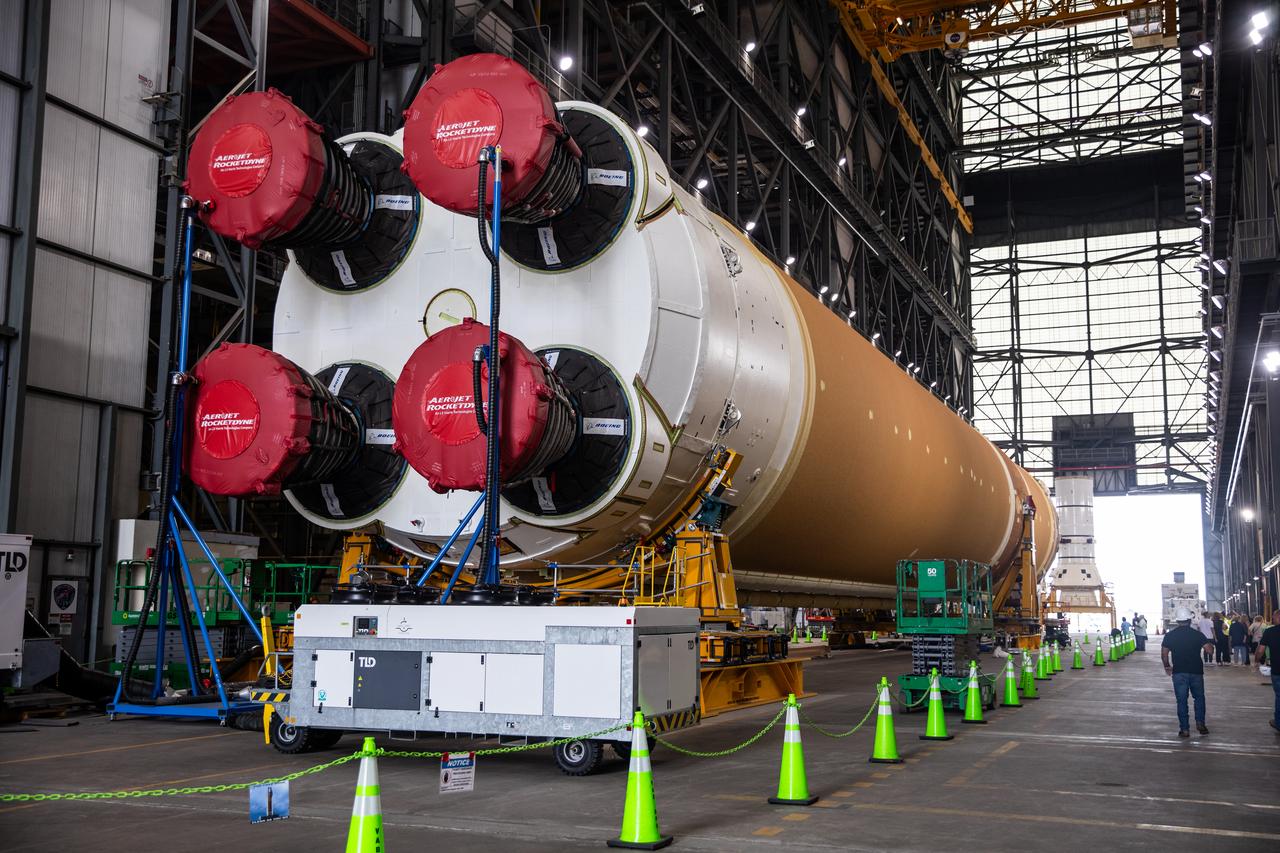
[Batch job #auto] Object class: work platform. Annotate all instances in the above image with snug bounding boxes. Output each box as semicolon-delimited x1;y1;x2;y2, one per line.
3;640;1278;851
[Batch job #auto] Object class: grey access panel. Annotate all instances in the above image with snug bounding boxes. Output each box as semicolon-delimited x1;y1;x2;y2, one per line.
353;650;423;711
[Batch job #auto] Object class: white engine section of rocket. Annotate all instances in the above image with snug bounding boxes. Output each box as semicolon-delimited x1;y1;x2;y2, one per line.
1048;476;1109;606
271;102;1057;597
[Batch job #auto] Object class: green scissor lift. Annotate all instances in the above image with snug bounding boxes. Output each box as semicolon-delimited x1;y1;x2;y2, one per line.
111;559;333;689
895;558;998;712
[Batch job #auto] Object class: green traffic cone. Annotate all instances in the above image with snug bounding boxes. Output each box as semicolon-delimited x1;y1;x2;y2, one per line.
790;626;797;644
870;630;878;642
920;668;953;740
1109;636;1118;662
820;626;827;642
961;661;987;724
1052;642;1063;673
608;711;672;849
769;694;818;806
346;738;385;853
1071;642;1084;670
1021;654;1039;699
805;627;812;643
1002;657;1022;708
1094;640;1106;666
869;677;903;762
1084;630;1090;644
1034;648;1050;681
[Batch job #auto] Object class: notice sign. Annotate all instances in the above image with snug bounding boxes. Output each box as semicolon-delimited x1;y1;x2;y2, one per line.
440;752;476;793
249;781;290;823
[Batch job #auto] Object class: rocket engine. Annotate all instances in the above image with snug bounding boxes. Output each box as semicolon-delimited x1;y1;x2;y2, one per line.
183;54;1057;600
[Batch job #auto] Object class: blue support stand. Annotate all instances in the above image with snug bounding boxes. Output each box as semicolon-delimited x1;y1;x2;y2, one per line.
108;204;262;723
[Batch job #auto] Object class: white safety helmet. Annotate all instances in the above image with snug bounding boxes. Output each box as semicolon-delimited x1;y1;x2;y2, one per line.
1174;606;1195;622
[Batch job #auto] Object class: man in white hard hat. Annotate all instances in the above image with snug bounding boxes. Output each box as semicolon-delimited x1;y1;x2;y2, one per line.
1161;606;1216;738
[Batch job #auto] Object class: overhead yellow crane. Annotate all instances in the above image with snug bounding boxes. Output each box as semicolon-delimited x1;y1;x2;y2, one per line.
827;0;1177;231
831;0;1178;62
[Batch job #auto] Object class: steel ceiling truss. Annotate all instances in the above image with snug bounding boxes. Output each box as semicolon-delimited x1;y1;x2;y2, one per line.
970;219;1212;491
959;20;1182;171
417;0;977;414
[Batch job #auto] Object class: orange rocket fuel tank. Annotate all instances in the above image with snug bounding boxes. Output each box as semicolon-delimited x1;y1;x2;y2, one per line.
729;273;1057;589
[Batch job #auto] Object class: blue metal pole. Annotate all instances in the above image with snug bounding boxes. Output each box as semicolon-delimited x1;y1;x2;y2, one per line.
170;498;264;645
177;211;194;374
441;511;487;604
416;492;486;587
168;513;230;708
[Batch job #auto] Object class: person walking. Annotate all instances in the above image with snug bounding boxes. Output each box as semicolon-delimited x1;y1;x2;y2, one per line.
1133;613;1148;652
1121;615;1131;636
1250;614;1267;659
1212;612;1230;665
1161;607;1216;738
1229;615;1249;665
1199;612;1216;664
1253;610;1280;734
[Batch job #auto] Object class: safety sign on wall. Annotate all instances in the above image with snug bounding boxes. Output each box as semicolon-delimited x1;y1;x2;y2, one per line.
440;752;476;793
49;582;78;636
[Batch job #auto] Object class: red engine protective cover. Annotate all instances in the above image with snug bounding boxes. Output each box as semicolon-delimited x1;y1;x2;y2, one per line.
185;89;327;248
393;319;557;492
186;344;317;496
402;53;562;215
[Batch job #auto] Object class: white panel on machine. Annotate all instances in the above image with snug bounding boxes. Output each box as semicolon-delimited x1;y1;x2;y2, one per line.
553;644;621;719
667;633;699;711
636;635;671;716
313;649;354;708
428;652;486;712
484;653;545;716
0;535;32;676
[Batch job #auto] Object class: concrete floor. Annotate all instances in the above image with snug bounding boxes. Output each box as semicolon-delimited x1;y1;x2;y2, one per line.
3;641;1279;852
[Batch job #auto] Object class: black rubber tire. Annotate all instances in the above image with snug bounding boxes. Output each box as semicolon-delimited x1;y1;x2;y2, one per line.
612;738;659;761
553;739;605;776
268;713;335;754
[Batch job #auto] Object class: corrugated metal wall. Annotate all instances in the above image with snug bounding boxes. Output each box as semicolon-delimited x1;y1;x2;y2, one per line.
15;0;168;659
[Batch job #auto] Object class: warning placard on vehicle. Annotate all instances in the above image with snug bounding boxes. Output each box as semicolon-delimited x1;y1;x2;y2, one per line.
440;752;476;793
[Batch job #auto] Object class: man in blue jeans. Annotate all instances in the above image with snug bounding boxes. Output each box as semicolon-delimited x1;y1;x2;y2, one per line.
1161;607;1216;738
1253;609;1280;734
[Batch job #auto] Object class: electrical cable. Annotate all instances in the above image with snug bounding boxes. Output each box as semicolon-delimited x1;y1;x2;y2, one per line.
476;150;502;586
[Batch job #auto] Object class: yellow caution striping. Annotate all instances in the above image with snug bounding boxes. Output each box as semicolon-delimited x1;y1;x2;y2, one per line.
647;707;699;734
250;691;289;703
